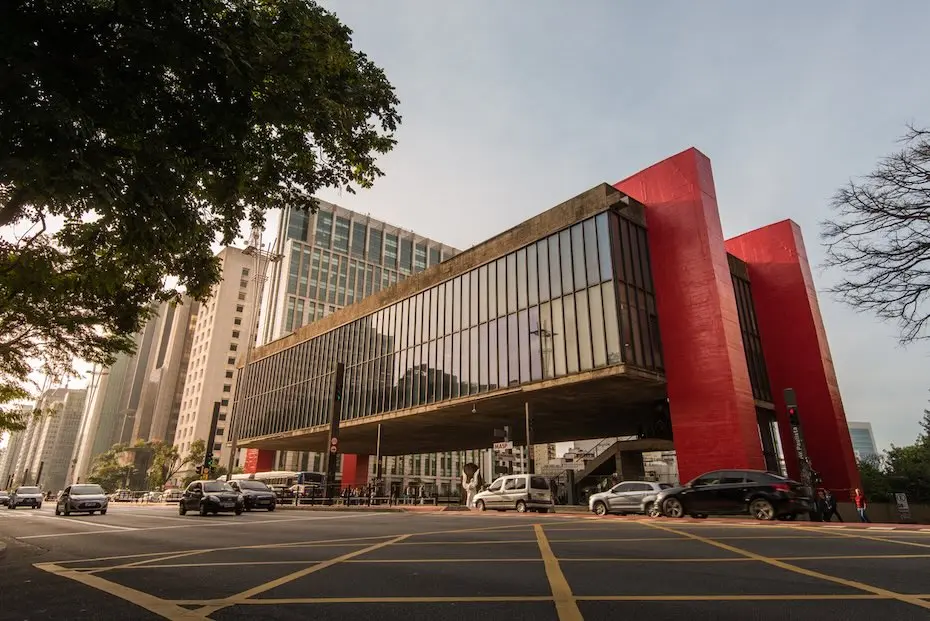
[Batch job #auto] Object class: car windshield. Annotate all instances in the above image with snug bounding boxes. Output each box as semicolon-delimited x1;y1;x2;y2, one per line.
239;481;270;491
659;483;673;489
202;481;233;493
72;484;105;495
17;487;40;494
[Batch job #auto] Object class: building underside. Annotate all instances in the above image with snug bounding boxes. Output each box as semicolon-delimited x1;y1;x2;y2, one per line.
238;365;669;456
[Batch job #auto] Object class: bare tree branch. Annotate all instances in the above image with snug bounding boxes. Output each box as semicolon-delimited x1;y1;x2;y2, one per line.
821;124;930;345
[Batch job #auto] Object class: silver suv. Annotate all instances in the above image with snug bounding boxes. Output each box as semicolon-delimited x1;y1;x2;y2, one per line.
473;474;554;513
588;481;672;516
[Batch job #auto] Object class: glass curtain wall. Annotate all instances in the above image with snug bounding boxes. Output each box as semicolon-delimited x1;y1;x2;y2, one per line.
239;211;662;441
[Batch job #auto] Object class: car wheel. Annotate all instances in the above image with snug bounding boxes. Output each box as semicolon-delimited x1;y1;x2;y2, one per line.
63;506;70;516
663;497;685;518
516;500;527;513
593;501;608;516
475;500;486;511
35;504;41;510
55;505;61;516
100;509;107;515
235;505;243;516
178;503;187;516
8;504;15;510
750;498;776;521
268;503;275;512
199;503;208;517
644;502;659;517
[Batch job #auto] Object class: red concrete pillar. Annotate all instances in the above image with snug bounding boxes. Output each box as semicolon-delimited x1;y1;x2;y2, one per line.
340;454;370;489
242;449;276;474
726;221;860;492
615;148;765;482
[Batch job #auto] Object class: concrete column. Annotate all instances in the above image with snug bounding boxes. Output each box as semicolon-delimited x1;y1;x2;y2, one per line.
615;451;646;481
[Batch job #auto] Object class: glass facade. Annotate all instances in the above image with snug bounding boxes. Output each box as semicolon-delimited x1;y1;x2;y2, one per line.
728;255;773;403
239;211;662;441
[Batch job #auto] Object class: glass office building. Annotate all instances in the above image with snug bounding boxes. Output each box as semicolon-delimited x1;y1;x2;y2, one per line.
260;201;460;344
238;194;664;443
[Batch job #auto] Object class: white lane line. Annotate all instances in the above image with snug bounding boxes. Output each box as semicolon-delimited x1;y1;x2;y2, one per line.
14;513;137;531
867;527;896;531
16;511;392;540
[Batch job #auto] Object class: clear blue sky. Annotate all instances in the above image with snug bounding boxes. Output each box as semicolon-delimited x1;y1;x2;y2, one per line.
311;0;930;449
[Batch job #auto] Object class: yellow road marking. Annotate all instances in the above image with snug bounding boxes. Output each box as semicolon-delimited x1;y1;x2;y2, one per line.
642;521;930;611
34;563;209;620
165;593;897;606
195;534;410;616
534;524;583;621
796;526;930;550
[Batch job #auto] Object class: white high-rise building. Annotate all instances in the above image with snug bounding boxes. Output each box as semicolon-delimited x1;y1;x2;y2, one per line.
173;247;262;469
848;421;879;461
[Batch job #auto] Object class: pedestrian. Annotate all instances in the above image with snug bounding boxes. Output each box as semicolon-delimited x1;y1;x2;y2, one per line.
822;490;842;522
811;490;825;522
854;488;871;523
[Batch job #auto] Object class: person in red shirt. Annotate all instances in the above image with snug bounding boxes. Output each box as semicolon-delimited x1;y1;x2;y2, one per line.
854;488;871;523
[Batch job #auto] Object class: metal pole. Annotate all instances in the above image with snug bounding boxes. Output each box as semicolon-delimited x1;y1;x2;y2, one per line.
375;424;383;480
35;461;45;487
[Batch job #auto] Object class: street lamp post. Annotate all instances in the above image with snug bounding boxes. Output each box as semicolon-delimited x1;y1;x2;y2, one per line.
224;229;283;476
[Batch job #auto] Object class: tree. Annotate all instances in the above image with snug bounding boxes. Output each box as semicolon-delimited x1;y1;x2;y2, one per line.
821;125;930;344
147;441;192;490
0;0;400;427
86;443;131;492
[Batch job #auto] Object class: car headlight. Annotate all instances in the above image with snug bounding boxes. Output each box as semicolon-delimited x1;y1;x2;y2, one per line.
207;495;220;503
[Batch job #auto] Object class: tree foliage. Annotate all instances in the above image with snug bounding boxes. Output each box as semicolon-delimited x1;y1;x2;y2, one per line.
821;124;930;344
0;0;399;425
86;443;132;492
147;441;192;489
857;408;930;503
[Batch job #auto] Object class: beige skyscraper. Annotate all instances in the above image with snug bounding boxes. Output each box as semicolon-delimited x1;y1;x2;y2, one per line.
173;247;262;468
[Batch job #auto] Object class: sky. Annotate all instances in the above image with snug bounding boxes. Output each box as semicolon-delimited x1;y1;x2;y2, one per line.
3;2;928;452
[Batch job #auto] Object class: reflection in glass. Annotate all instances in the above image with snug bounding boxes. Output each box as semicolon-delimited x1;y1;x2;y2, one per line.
497;319;508;387
451;277;461;333
460;329;469;392
563;293;579;374
487;263;497;321
507;313;519;385
478;323;489;390
571;224;586;290
470;271;479;328
537;239;551;302
576;289;593;371
506;254;517;313
516;248;528;310
518;309;530;383
583;218;600;285
478;265;488;324
602;282;622;365
560;230;574;294
549;235;562;298
538;302;553;379
488;319;499;390
469;326;478;393
428;287;437;341
588;284;607;367
451;332;460;398
496;259;507;318
551;298;566;377
461;272;470;331
527;247;539;307
528;306;542;380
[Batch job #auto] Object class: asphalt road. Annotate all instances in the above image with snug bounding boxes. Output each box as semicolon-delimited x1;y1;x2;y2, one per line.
2;503;930;620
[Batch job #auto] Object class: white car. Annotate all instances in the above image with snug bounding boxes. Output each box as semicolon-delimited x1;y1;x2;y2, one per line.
7;485;43;510
55;484;110;516
588;481;672;516
472;474;554;513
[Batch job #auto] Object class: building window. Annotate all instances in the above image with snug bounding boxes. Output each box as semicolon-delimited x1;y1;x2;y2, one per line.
230;343;238;352
218;414;226;421
240;279;248;289
350;222;367;259
238;291;246;301
213;443;223;451
429;247;441;266
333;216;350;252
215;428;224;436
227;357;236;365
315;210;333;248
225;370;233;379
223;384;231;392
232;330;240;339
399;238;413;273
286;208;310;243
221;399;229;406
234;317;242;326
414;243;427;272
236;305;244;313
242;268;250;278
369;229;383;264
384;234;398;268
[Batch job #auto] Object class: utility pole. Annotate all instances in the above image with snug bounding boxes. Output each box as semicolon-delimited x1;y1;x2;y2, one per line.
203;402;221;480
225;228;283;476
322;363;346;503
525;402;534;475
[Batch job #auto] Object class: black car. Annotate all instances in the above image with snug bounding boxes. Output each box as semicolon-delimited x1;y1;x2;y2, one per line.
179;480;243;517
655;469;810;521
227;480;276;511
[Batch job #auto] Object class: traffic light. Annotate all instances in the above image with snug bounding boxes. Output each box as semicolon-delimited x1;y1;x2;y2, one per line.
194;465;203;475
333;364;345;403
787;406;799;426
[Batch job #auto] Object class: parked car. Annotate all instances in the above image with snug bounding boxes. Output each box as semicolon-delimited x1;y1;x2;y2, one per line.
163;489;183;503
226;479;276;511
472;474;553;513
0;490;10;506
655;469;811;520
7;486;43;509
588;481;672;516
55;484;109;516
178;480;243;517
111;489;133;502
270;484;294;501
